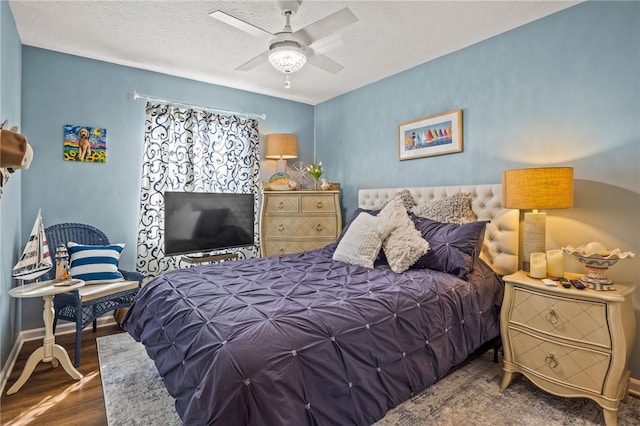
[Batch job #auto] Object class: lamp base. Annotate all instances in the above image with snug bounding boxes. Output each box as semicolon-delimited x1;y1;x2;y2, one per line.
522;211;546;272
275;159;287;173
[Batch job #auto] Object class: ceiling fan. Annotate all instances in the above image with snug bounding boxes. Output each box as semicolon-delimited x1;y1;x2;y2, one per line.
209;1;358;76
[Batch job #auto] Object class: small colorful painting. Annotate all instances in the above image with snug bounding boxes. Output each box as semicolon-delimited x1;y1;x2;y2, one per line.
63;124;107;163
398;110;462;160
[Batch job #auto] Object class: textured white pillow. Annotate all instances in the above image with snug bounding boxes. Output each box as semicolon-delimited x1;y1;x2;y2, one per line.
333;212;396;268
378;197;430;273
411;192;476;224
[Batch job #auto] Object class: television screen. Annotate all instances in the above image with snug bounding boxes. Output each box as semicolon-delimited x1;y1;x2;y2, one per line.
164;192;254;256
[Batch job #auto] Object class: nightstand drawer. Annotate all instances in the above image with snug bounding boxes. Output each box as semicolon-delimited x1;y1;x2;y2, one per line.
263;216;337;238
264;194;299;213
509;327;610;394
510;287;610;349
301;194;337;213
262;240;330;256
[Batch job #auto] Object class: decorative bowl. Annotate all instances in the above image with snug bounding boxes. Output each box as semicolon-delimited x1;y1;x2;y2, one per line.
563;243;634;289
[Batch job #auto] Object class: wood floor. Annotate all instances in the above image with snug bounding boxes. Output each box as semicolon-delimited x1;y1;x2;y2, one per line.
1;324;123;426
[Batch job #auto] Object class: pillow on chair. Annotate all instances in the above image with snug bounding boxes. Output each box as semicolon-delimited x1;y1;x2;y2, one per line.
67;242;125;284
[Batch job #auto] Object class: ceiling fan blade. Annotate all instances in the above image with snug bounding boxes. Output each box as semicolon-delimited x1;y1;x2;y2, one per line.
236;50;271;71
294;7;358;46
209;10;273;38
306;50;344;75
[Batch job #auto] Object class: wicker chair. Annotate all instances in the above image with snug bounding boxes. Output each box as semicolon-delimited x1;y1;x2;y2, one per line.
42;223;143;366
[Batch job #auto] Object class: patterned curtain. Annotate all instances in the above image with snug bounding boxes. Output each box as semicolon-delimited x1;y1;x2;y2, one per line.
136;102;260;278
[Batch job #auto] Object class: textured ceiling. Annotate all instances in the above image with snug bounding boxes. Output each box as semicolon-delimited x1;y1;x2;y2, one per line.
9;1;580;105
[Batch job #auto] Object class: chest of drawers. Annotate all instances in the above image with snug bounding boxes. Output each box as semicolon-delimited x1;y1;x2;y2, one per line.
260;190;342;257
500;271;636;426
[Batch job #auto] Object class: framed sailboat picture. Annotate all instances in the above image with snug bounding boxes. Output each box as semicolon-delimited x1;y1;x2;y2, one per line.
63;124;107;163
398;109;462;160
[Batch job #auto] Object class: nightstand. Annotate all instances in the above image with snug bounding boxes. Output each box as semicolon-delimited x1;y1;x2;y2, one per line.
260;190;342;257
500;270;636;426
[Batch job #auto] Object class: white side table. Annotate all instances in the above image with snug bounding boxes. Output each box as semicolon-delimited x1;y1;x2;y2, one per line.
7;279;85;395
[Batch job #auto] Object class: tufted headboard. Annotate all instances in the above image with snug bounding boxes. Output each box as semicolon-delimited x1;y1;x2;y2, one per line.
358;184;519;276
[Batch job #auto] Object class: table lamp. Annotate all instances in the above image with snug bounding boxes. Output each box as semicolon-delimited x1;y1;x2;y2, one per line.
502;167;574;271
265;134;298;173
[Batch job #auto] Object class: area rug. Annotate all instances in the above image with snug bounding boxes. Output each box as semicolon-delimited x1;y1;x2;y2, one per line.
98;332;640;425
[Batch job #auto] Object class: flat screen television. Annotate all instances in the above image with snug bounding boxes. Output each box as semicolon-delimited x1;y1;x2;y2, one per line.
164;191;255;257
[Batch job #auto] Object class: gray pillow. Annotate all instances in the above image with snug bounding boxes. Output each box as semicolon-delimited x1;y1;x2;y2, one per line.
411;192;476;224
378;197;430;273
332;212;396;268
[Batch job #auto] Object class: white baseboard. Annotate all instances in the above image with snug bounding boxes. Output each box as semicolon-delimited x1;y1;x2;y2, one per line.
0;333;24;397
629;377;640;398
0;316;117;395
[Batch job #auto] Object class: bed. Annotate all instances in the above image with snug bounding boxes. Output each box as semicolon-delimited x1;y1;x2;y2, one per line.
123;184;519;425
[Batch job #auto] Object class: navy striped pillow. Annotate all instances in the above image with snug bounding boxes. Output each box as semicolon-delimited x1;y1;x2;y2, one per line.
67;242;125;284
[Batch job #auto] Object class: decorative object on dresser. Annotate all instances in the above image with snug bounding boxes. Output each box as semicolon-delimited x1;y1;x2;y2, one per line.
397;109;462;160
307;161;323;190
563;242;635;290
320;178;331;190
289;160;311;189
502;167;574;271
260;189;341;256
500;271;637;426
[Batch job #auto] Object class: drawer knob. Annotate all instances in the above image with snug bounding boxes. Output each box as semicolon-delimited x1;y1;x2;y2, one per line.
277;224;285;232
315;223;323;232
279;248;285;254
277;201;285;209
545;309;558;325
316;201;323;209
545;354;558;369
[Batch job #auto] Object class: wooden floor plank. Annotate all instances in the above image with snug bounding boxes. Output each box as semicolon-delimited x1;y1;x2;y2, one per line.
1;324;122;426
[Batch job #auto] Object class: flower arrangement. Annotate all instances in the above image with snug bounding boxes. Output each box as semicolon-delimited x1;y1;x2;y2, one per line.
307;161;323;189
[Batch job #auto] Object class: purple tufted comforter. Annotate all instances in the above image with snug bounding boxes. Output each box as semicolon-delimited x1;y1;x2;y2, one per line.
123;244;503;425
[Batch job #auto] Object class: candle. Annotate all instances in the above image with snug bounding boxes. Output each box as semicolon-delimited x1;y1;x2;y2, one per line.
530;252;547;279
546;249;564;278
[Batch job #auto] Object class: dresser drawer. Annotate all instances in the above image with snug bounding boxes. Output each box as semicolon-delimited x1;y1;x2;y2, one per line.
263;216;337;238
264;194;299;213
262;240;331;256
510;287;610;349
509;327;610;394
301;194;337;213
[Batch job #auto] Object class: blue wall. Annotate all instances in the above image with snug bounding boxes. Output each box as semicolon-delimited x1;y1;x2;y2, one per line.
317;1;639;216
0;0;23;370
316;1;640;375
19;48;315;329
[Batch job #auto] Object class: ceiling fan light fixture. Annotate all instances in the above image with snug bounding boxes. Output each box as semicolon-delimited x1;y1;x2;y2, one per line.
268;44;307;74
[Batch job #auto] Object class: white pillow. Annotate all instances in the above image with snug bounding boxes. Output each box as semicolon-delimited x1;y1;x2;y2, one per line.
332;212;396;268
378;197;430;273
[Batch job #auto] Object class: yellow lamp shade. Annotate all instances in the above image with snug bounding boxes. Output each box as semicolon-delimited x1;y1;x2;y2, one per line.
265;134;298;160
502;167;574;210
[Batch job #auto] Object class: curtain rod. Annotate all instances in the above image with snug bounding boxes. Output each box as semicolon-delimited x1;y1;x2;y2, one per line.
132;91;267;121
